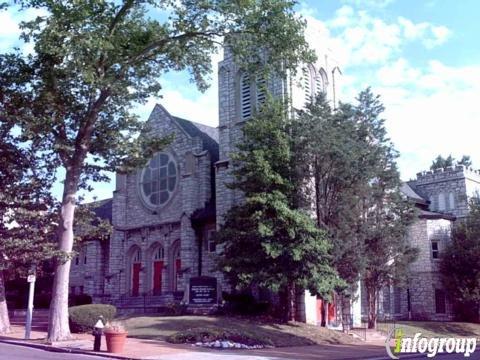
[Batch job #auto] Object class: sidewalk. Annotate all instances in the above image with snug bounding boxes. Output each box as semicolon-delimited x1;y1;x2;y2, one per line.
0;325;389;360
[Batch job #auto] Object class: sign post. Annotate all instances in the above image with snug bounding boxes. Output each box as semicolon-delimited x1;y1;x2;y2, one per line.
24;270;36;340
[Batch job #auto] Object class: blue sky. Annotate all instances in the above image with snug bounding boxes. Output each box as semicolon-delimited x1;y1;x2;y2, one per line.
1;1;479;202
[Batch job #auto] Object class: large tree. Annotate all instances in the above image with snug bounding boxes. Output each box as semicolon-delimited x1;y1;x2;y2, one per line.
354;89;417;329
0;0;313;340
441;196;480;322
293;90;417;329
216;100;342;322
292;94;367;287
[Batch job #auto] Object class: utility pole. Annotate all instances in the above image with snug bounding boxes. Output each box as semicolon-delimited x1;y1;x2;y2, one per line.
24;265;36;340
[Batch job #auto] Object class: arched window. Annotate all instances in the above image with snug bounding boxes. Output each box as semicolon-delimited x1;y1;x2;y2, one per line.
438;193;446;211
154;246;164;260
315;68;328;95
449;193;455;211
240;72;252;119
256;73;266;107
133;248;141;263
302;66;313;104
429;195;436;211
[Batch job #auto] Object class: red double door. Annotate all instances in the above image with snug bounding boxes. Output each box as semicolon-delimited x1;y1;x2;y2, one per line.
153;261;163;295
132;261;164;296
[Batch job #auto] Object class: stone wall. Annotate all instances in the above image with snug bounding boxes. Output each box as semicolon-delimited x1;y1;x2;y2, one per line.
107;104;216;299
410;165;480;218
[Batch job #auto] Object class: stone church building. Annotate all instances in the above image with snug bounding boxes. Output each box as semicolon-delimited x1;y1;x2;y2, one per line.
70;31;347;324
69;27;480;324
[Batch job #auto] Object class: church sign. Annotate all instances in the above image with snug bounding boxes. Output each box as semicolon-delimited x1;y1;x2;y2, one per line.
189;276;217;305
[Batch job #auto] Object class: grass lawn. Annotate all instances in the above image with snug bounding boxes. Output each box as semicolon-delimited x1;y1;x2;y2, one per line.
377;321;480;339
120;315;359;347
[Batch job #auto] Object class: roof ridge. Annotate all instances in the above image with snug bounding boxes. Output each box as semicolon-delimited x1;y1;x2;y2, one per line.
172;115;217;130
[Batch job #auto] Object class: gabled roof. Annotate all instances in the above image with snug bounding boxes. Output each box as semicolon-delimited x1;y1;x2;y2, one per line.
172;115;219;162
90;198;113;223
401;183;428;205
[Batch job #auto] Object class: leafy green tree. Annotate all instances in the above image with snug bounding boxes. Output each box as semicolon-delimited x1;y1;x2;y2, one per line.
441;196;480;322
458;155;472;168
293;90;417;329
292;94;366;288
217;100;342;322
430;154;472;170
431;155;455;170
0;0;312;340
0;121;57;334
354;89;417;329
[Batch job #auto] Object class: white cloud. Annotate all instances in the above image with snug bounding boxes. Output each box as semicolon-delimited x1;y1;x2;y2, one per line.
0;10;20;50
397;17;451;49
323;8;452;69
0;7;49;54
341;0;395;8
370;60;480;179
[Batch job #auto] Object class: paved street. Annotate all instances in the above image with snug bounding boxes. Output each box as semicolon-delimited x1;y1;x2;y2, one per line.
2;341;480;360
0;342;106;360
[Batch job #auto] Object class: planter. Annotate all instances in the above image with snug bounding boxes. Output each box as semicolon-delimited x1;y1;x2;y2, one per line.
104;331;128;353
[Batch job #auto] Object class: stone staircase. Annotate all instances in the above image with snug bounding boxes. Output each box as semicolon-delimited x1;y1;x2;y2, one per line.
9;309;49;330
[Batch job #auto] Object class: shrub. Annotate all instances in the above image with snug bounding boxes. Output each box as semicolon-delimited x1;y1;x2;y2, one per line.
166;327;266;346
69;304;116;333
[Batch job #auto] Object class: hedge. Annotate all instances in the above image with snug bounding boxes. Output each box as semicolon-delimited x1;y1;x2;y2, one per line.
69;304;116;333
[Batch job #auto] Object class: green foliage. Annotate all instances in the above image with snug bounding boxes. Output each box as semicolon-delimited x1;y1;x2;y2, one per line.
0;0;314;338
68;304;116;333
441;197;480;322
294;90;417;291
166;327;266;346
293;94;367;285
293;89;417;328
430;154;472;170
1;0;313;187
217;100;343;304
0;120;57;280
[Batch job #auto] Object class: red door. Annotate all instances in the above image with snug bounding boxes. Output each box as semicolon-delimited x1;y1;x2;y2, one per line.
175;259;181;291
153;261;163;295
132;263;141;296
316;298;324;325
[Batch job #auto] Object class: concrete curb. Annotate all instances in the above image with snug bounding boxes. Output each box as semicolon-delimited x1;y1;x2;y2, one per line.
0;338;136;359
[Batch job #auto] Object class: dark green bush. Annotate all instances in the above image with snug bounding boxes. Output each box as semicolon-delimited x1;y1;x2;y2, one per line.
69;304;116;333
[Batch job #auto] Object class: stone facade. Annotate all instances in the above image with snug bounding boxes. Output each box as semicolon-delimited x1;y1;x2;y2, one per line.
362;166;480;321
411;165;480;219
69;21;356;324
69;35;479;323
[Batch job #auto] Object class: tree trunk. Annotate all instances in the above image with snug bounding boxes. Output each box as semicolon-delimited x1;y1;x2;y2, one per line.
47;172;78;342
279;283;296;323
366;285;377;329
0;271;11;334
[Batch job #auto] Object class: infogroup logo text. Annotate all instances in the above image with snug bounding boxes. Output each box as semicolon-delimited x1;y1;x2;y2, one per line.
385;328;477;358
